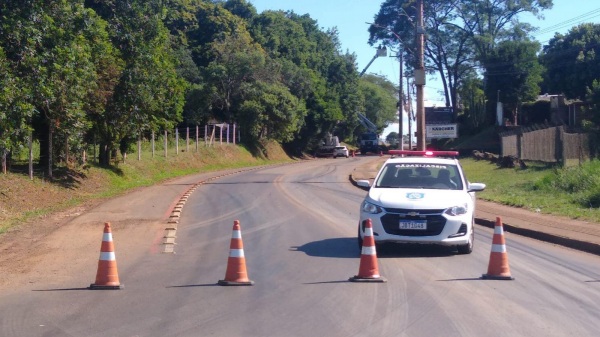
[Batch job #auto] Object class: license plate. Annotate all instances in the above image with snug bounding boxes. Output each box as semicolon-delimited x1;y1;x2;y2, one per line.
399;220;427;230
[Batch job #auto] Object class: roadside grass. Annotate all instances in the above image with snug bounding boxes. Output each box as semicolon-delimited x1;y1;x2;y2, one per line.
0;142;294;234
4;143;600;234
462;158;600;222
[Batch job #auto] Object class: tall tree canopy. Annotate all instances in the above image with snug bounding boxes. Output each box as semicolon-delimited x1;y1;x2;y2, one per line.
541;23;600;100
369;0;553;123
0;0;412;172
486;39;544;124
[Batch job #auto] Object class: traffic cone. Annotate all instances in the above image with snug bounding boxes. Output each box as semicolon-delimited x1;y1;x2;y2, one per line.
481;217;514;280
218;220;254;286
349;219;386;283
89;222;123;289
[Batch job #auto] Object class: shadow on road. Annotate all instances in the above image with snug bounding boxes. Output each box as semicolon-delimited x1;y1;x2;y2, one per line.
290;237;359;258
376;243;457;258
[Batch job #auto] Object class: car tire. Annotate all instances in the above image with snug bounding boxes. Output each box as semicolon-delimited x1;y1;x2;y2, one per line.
457;225;474;254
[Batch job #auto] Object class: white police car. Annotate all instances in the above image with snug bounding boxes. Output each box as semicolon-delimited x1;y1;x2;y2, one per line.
356;150;486;254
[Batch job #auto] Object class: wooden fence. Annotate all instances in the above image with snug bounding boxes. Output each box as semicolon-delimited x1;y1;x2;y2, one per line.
95;123;240;163
499;124;589;166
3;123;239;178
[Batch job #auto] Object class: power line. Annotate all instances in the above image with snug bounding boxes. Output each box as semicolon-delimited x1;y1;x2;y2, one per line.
532;7;600;37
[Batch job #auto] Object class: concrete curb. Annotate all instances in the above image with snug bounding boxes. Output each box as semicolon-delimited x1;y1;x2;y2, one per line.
475;217;600;256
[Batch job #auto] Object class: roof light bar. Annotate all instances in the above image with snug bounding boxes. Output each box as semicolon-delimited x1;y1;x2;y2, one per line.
389;150;459;157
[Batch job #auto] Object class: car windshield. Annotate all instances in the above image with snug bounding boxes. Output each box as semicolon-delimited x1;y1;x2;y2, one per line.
375;162;463;190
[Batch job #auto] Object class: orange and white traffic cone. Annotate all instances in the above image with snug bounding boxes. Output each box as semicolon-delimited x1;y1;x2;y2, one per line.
349;219;386;283
218;220;254;286
481;217;514;280
89;222;123;289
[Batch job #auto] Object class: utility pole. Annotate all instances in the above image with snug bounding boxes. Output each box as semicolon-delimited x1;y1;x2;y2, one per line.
415;0;426;150
398;52;403;149
407;76;412;150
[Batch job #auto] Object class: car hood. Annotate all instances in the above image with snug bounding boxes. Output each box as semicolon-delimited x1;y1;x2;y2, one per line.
367;188;472;209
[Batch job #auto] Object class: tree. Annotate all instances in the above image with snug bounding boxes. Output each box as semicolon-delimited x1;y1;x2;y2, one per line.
0;47;29;174
369;0;553;121
369;0;476;113
86;0;185;165
238;81;306;143
456;0;552;64
249;10;358;150
222;0;257;21
386;131;399;146
540;23;600;100
1;1;103;176
455;0;552;123
485;40;544;125
456;75;487;134
356;74;398;138
201;30;271;124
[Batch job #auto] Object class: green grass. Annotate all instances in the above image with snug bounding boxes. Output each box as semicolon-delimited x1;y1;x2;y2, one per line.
0;142;293;233
462;158;600;222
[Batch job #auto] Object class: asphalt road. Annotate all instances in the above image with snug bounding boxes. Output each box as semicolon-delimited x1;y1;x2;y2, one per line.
1;157;600;336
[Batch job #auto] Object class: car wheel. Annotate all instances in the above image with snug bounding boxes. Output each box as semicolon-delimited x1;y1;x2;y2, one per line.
457;225;474;254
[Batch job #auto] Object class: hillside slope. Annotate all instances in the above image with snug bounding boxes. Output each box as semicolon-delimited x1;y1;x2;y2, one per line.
0;142;293;234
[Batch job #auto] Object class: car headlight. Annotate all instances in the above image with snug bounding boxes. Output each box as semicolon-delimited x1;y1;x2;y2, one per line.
362;201;383;214
444;204;468;216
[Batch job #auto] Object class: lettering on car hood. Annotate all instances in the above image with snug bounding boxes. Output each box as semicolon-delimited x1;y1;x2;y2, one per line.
368;189;470;208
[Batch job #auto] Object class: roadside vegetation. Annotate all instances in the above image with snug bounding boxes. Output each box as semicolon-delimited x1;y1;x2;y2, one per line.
0;141;293;234
3;2;600;232
462;158;600;222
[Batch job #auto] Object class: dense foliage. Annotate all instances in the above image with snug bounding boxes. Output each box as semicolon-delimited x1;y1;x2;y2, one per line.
0;0;399;173
3;0;600;175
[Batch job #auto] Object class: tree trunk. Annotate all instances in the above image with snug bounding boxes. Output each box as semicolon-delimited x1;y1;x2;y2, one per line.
98;142;111;167
48;121;53;179
1;148;6;174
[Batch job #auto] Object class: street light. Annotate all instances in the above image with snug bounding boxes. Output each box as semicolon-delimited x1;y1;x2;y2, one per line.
366;22;406;149
415;0;426;151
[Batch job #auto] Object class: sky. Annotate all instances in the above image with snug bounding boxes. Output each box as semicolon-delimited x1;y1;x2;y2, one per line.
248;0;600;138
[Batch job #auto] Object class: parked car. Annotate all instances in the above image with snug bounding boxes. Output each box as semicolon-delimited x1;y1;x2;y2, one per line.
355;150;486;254
333;146;349;158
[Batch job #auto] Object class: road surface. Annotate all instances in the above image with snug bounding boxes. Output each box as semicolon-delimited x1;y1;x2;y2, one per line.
1;157;599;336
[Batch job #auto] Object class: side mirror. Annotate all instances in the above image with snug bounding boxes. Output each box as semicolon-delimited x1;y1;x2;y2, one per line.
468;182;486;192
356;180;371;188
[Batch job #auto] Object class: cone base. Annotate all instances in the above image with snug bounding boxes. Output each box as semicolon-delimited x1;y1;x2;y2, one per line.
218;279;254;286
89;283;124;290
481;274;514;280
348;276;387;283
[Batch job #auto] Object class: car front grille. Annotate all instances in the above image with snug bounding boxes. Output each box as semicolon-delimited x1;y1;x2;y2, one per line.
380;208;446;236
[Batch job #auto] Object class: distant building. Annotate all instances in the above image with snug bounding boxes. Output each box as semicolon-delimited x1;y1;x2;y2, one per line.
536;94;585;126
